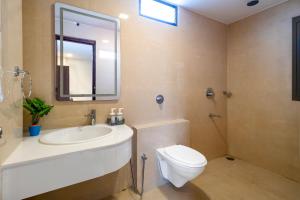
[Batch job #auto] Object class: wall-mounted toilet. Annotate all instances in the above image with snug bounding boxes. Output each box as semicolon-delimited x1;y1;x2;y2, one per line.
157;145;207;188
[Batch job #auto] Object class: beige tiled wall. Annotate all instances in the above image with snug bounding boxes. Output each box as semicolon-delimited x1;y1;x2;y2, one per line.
23;0;227;198
23;0;227;160
0;0;23;164
20;0;300;198
227;0;300;182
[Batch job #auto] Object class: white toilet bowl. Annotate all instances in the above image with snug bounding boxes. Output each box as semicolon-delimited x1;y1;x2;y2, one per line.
156;145;207;188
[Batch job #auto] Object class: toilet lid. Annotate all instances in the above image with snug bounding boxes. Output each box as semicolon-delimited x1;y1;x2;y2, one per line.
164;145;207;167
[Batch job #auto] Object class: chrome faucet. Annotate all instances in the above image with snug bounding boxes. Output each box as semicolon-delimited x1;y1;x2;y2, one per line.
86;109;96;126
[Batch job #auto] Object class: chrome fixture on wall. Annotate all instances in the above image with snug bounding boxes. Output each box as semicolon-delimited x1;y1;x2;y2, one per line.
0;66;32;102
140;153;147;196
223;91;232;98
13;66;28;77
209;113;221;118
0;127;6;147
85;109;96;126
130;153;147;196
206;88;215;98
17;66;32;99
156;94;164;104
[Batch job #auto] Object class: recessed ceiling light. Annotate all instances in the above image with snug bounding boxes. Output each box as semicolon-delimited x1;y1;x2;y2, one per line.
72;21;80;26
102;40;109;44
119;13;129;20
247;0;259;7
65;53;73;58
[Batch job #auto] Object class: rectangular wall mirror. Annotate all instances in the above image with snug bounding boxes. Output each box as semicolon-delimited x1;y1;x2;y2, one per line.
293;16;300;101
54;3;120;101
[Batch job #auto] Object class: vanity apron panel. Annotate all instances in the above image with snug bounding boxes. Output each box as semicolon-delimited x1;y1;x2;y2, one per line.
1;139;131;200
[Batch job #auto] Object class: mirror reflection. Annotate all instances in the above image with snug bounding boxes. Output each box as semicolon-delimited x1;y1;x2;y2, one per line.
55;3;120;101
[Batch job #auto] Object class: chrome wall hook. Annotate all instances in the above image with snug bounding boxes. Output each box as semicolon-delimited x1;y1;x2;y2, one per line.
223;91;232;98
206;88;215;98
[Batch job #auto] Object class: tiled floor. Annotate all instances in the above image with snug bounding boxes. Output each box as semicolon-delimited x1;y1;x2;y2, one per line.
103;157;300;200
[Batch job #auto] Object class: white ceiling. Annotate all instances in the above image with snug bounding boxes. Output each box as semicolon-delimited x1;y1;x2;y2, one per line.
166;0;288;24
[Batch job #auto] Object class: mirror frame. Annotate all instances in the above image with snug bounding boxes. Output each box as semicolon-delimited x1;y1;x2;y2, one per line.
54;3;121;101
293;16;300;101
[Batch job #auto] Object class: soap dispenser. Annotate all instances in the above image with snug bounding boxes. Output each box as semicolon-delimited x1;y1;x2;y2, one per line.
116;108;124;124
108;108;117;125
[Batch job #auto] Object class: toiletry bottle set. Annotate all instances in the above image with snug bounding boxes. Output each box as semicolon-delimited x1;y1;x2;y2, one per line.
107;108;125;125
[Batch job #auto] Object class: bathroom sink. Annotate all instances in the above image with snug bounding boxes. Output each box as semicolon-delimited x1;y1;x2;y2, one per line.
39;125;113;145
2;124;133;199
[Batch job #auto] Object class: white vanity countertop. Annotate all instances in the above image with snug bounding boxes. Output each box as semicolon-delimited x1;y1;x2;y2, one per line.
1;124;133;169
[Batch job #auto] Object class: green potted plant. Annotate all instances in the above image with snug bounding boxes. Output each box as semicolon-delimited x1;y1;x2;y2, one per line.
23;98;54;136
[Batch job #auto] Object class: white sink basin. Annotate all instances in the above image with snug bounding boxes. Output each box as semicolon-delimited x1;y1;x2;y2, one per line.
40;125;113;145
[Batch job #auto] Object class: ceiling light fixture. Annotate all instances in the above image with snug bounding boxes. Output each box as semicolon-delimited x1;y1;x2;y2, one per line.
65;53;73;58
247;0;259;7
119;13;129;20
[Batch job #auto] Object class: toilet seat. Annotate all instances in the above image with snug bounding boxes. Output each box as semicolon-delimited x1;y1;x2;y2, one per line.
164;145;207;168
